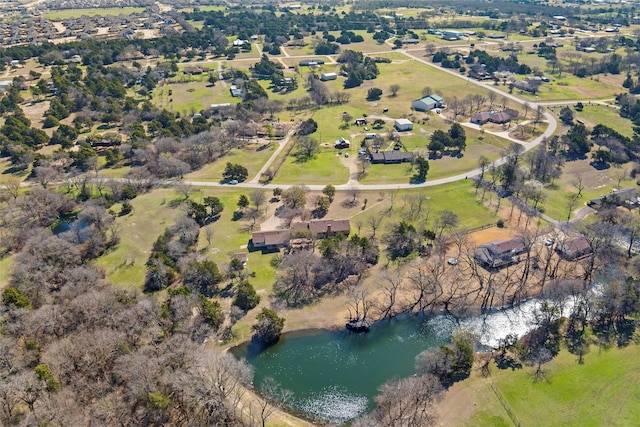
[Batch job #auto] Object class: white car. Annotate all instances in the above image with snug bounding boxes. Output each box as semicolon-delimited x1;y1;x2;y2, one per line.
228;180;239;185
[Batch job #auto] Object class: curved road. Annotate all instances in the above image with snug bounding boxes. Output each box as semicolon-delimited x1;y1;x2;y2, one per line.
187;48;557;191
2;48;557;193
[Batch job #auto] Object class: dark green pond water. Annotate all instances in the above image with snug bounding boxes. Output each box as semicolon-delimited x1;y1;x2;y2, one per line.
231;315;452;423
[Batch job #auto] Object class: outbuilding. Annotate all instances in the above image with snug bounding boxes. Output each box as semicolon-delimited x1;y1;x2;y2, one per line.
320;72;337;81
394;118;413;132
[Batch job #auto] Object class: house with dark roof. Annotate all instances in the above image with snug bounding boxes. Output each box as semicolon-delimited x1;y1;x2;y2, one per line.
370;151;414;164
474;238;527;269
556;236;591;260
291;219;351;238
250;230;291;250
587;188;638;210
471;110;513;125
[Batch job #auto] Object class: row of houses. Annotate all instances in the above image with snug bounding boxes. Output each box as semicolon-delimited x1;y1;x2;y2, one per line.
250;219;351;250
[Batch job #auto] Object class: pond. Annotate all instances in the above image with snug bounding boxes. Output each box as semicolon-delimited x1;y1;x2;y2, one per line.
232;298;545;424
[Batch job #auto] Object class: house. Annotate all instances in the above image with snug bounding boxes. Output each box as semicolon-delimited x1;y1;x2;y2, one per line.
299;59;325;66
556;236;591;260
474;238;527;269
320;72;337;81
471;112;493;125
354;118;367;126
402;38;420;44
183;67;204;75
582;47;597;53
394;118;413;131
588;188;638;209
488;112;512;124
335;137;350;149
441;30;462;40
250;230;291;250
471;111;513;125
370;151;414;164
230;85;243;97
291;219;351;238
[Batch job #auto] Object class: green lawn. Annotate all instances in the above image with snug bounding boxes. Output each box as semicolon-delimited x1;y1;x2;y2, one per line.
574;104;634;138
43;7;145;20
152;73;236;115
350;180;498;231
463;345;640;427
94;189;185;288
537;160;637;221
183;145;277;182
94;187;276;291
272;149;349;185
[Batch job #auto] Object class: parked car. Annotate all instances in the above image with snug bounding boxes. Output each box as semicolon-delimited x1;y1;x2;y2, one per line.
228;179;239;185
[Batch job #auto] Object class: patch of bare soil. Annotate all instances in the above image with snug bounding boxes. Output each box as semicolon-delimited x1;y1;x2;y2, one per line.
22;100;50;130
468;226;513;246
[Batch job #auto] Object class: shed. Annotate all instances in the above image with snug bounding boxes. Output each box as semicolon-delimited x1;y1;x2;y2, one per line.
394;119;413;132
320;72;337;81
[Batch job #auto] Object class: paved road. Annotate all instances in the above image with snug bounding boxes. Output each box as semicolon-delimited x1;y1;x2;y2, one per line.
2;45;558;194
211;48;557;191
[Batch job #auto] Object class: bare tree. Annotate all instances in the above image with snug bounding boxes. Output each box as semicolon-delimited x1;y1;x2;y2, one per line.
3;176;22;200
487;90;497;109
354;375;442;427
389;84;400;97
249;189;267;212
254;377;293;427
175;181;193;201
346;187;360;207
522;102;531;120
368;215;383;238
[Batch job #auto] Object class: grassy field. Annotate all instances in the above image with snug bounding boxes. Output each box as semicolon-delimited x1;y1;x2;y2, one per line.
272;149;350;185
348;180;499;231
94;186;273;290
573;104;634;138
183;144;277;182
43;7;145;20
456;345;640;427
94;188;186;288
152;76;230;115
538;160;637;221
